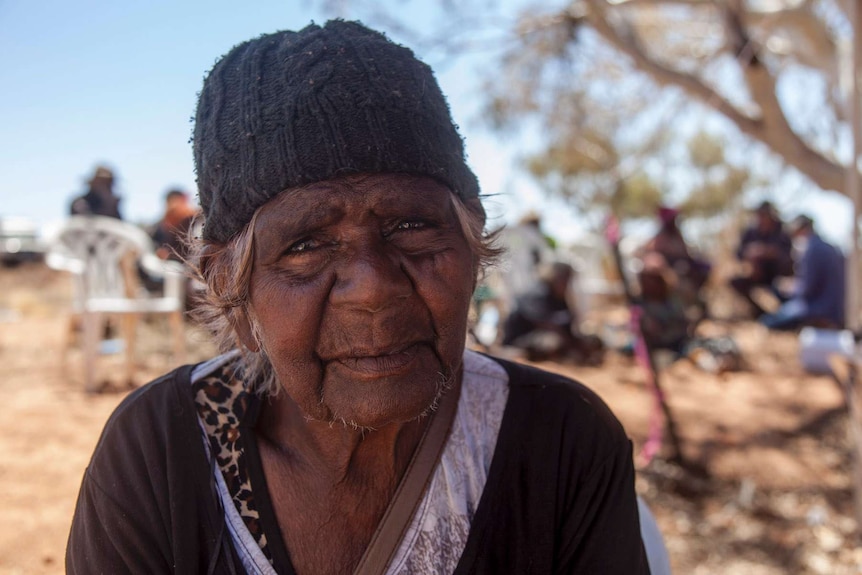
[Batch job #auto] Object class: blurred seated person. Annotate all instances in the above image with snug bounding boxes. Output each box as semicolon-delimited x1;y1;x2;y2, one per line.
729;201;793;318
501;261;604;364
142;189;203;308
761;215;845;331
637;252;692;355
151;189;199;261
68;165;125;338
495;211;556;315
639;205;711;315
69;165;123;219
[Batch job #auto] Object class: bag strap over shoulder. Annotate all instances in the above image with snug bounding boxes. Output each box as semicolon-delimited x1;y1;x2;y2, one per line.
353;381;461;575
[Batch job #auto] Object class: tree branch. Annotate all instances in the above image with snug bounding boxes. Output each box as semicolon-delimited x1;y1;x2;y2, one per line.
580;0;845;193
609;0;717;6
579;1;757;129
747;3;838;77
728;3;845;192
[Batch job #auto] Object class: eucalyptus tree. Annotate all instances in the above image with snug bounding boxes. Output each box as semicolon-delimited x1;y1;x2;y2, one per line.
324;0;852;207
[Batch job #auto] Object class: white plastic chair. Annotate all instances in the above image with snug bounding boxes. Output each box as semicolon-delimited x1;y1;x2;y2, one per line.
46;216;186;391
638;496;672;575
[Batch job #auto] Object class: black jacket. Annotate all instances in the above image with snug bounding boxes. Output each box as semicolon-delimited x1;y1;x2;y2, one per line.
67;358;649;574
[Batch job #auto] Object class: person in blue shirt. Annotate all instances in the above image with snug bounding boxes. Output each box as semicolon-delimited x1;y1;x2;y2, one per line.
761;215;845;330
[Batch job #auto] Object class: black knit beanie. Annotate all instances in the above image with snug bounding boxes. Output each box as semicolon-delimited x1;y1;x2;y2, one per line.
193;19;482;243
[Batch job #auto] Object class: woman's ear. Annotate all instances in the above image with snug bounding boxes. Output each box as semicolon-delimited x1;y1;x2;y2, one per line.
199;241;260;352
231;308;260;352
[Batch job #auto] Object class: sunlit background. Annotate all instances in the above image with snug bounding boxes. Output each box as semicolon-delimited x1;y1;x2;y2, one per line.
3;3;862;573
0;0;854;249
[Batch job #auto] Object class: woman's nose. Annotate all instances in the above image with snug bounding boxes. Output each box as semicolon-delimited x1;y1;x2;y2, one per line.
329;244;413;313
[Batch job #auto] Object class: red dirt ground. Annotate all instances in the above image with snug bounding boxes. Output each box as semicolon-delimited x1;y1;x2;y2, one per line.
0;263;859;574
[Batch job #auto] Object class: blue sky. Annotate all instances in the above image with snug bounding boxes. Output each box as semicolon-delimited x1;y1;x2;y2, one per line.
0;0;548;236
0;0;853;248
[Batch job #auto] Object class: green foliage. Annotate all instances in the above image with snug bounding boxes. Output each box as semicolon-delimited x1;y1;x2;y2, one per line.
476;14;738;226
526;132;618;177
688;131;726;170
679;166;749;217
613;173;663;219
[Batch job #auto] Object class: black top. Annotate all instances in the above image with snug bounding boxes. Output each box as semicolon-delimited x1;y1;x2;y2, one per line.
736;225;793;281
66;357;649;574
501;283;574;346
69;190;123;219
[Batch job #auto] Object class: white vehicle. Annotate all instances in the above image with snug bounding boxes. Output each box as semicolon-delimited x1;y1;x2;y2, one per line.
0;216;45;266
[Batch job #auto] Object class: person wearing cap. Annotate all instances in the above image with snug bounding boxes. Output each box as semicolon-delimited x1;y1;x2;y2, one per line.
761;215;845;330
729;201;793;318
69;165;123;219
66;21;648;574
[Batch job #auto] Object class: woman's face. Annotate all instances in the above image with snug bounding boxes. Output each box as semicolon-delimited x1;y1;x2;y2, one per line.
238;174;476;429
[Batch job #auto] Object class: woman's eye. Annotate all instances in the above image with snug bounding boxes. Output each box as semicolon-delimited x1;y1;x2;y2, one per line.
395;220;428;231
287;238;318;254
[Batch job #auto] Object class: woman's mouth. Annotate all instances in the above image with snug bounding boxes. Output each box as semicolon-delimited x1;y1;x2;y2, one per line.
334;343;425;376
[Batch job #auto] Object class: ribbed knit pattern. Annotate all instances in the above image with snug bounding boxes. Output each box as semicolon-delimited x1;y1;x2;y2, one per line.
193;20;481;243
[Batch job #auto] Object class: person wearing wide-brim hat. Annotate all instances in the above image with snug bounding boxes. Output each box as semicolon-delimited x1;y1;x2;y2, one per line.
69;164;122;219
66;20;649;574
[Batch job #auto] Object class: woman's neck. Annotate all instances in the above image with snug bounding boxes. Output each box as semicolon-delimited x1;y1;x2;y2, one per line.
255;390;431;487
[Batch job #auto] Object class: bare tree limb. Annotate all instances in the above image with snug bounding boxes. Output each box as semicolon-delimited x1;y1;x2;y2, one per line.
731;5;845;191
747;3;839;77
610;0;720;7
580;0;845;193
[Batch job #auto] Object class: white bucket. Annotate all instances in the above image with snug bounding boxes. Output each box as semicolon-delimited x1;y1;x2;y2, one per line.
798;328;855;375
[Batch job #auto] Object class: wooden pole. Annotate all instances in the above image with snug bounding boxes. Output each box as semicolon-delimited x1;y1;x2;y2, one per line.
843;0;862;538
847;0;861;334
850;365;862;542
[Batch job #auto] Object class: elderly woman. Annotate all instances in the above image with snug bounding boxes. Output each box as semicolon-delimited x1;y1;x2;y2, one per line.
67;21;648;574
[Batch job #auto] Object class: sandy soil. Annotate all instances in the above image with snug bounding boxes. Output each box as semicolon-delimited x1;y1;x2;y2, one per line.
0;263;859;574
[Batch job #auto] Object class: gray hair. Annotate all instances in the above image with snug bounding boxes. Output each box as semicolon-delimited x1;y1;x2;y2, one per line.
190;191;501;396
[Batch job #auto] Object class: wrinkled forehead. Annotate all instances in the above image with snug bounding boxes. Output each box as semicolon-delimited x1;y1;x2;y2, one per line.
253;173;456;231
